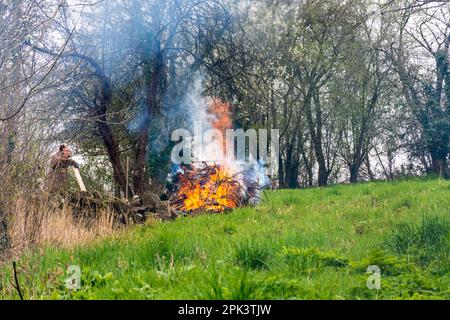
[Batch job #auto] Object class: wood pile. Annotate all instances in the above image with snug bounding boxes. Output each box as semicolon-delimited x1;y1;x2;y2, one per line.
66;190;178;225
169;163;265;214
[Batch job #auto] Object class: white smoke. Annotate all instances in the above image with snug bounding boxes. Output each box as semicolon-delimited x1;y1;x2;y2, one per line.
169;74;271;202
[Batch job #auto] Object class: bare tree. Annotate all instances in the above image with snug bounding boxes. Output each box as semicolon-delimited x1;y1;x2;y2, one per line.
383;0;450;178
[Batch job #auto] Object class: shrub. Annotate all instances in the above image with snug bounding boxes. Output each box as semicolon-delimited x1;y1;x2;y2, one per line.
350;248;414;276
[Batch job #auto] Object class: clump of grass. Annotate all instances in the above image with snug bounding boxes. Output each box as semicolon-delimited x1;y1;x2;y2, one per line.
388;215;449;254
387;215;449;272
202;266;263;299
234;241;270;270
353;221;369;235
394;198;413;211
328;188;341;196
282;195;301;206
152;232;192;265
223;223;237;235
280;247;348;273
228;271;261;300
204;266;225;299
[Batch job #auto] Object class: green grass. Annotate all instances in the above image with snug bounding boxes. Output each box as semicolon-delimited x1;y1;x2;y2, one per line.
1;178;449;300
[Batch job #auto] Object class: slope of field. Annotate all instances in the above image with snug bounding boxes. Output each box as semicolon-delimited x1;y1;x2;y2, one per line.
1;178;449;300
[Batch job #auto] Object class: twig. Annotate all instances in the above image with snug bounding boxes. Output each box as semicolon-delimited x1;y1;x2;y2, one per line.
12;261;24;300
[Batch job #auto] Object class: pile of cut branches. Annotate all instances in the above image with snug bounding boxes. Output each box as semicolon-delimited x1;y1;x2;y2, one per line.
169;162;265;214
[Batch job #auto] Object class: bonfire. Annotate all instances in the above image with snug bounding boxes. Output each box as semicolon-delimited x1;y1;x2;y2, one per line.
169;162;264;213
168;98;268;214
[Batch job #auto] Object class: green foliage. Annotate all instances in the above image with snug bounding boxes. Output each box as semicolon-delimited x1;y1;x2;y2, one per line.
280;247;348;272
350;249;415;276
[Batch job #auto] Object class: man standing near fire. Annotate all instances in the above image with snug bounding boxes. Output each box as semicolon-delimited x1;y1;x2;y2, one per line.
46;144;80;194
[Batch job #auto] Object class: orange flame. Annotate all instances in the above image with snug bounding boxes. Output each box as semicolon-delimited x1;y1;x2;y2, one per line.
176;164;240;212
208;98;233;132
208;98;233;154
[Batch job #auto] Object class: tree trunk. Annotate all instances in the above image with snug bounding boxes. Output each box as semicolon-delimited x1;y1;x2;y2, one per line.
302;156;314;187
299;137;313;186
132;50;163;196
304;89;329;186
287;166;299;188
317;161;329;186
285;153;299;189
365;156;375;181
349;163;360;183
133;127;150;196
431;154;449;178
95;78;132;198
313;93;329;186
278;153;286;188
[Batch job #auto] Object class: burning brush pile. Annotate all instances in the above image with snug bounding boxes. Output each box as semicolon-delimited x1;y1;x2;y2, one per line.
169;162;264;213
168;98;269;215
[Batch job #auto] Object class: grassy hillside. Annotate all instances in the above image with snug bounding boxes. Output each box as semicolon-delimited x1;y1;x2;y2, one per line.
1;178;449;300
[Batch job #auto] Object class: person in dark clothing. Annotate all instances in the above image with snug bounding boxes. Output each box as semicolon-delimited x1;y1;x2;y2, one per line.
46;144;79;194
